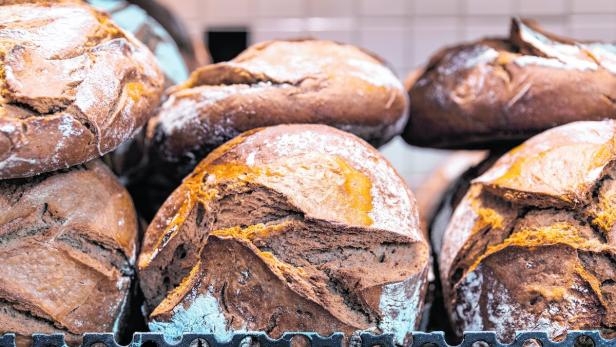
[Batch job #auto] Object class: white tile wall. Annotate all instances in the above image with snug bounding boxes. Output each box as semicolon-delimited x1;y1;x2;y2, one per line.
412;16;460;65
157;0;616;188
413;0;462;15
202;0;253;20
465;0;514;15
463;15;511;40
160;0;200;20
570;14;616;41
359;0;408;16
168;0;616;81
255;0;304;17
252;18;307;43
518;0;567;15
307;0;354;17
360;27;406;67
359;17;407;69
572;0;616;13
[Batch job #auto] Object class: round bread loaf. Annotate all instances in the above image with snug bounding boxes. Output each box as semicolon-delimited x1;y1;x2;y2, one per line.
0;160;137;346
404;18;616;148
441;120;616;340
138;124;428;344
0;0;164;179
146;39;408;183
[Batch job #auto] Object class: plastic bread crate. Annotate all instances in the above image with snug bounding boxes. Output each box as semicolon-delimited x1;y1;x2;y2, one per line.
0;331;611;347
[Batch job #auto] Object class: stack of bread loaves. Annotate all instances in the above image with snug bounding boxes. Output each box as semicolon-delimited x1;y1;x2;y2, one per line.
135;32;429;345
131;38;410;219
1;0;431;344
411;18;616;340
4;0;615;342
0;0;164;345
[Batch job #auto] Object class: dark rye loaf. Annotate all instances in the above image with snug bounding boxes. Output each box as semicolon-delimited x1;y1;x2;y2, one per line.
146;39;408;183
0;160;137;346
138;124;429;345
441;120;616;340
404;18;616;148
0;0;164;179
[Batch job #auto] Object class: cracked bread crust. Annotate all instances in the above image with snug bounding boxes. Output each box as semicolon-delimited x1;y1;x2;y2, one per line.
403;18;616;148
0;0;164;179
138;124;428;344
146;39;408;183
0;160;137;346
441;120;616;340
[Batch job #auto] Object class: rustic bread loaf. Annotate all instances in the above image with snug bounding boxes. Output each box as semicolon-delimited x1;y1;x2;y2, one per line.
0;160;137;346
146;39;408;184
138;124;428;344
404;18;616;148
441;120;616;340
0;0;164;179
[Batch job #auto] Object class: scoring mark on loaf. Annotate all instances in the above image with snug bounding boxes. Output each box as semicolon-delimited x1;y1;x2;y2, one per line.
456;263;600;339
143;153;379;266
448;192;616;338
257;130;416;233
443;121;616;339
139;125;428;340
148;216;426;339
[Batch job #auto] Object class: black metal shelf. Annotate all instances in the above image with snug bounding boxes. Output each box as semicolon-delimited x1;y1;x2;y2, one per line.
1;331;613;347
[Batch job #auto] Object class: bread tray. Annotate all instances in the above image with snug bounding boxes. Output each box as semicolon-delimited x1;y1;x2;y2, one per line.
1;331;612;347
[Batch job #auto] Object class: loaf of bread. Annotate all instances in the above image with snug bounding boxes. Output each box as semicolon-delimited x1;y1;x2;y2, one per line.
441;120;616;339
0;160;137;346
0;0;164;179
404;18;616;148
146;39;408;183
138;124;428;344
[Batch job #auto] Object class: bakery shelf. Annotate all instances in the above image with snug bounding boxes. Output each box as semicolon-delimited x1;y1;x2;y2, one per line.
1;331;611;347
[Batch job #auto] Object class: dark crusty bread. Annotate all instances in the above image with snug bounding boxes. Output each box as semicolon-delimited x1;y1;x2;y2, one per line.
0;0;164;179
146;39;408;183
138;124;428;344
0;160;137;346
441;120;616;339
404;18;616;148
